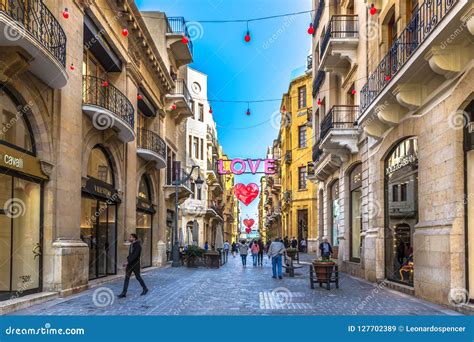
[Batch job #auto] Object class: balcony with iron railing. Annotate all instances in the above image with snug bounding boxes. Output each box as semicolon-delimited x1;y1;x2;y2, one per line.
312;70;326;98
164;166;193;202
313;106;359;181
319;15;359;74
0;0;67;88
358;0;469;136
166;78;194;123
82;75;135;143
137;128;167;169
306;54;313;71
165;16;193;67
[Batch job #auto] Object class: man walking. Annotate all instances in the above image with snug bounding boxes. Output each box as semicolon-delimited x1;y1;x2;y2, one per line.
268;238;286;279
223;240;230;262
118;234;148;298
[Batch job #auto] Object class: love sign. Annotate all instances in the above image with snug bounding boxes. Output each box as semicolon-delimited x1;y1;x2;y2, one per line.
234;183;259;206
243;218;255;229
218;159;276;175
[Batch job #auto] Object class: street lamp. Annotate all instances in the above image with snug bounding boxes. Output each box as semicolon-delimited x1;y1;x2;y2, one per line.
172;161;204;267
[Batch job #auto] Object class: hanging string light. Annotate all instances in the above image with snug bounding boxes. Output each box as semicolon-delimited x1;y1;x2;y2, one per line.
351;89;357;95
171;103;177;110
182;36;189;44
121;28;129;37
102;80;109;87
69;63;75;71
246;103;251;116
369;4;378;16
244;21;251;42
307;23;314;35
209;107;213;114
317;98;322;106
62;8;70;19
385;75;391;81
137;94;143;101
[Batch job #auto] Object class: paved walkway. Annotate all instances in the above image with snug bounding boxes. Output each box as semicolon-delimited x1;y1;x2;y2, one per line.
10;254;460;316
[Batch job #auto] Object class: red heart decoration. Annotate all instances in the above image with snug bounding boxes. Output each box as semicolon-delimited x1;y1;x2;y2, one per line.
234;183;259;206
243;218;255;229
245;227;251;234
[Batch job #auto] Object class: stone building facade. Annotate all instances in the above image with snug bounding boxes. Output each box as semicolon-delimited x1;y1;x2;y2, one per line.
0;0;202;310
310;0;474;307
278;69;319;252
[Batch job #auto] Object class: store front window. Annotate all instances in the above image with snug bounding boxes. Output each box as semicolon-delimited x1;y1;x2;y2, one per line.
384;137;418;286
137;175;154;268
330;180;340;247
0;90;44;300
349;164;362;262
81;146;119;280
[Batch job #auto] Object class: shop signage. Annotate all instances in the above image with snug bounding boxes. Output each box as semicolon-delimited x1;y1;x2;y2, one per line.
0;144;48;180
385;154;417;176
83;177;120;202
218;159;276;175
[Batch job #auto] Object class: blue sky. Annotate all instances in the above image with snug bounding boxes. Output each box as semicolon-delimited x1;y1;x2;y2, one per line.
137;0;312;230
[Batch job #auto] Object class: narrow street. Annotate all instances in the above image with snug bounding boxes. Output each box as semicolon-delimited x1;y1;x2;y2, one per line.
10;255;460;316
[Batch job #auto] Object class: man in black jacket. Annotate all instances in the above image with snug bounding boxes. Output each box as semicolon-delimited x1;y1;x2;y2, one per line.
118;234;148;298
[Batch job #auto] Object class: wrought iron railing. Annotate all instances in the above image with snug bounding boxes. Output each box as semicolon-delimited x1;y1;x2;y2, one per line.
166;16;194;56
320;105;359;142
360;0;458;115
171;79;193;109
312;141;323;163
320;15;359;57
82;75;134;129
137;128;166;161
0;0;67;67
306;55;313;70
166;166;192;190
307;162;315;176
312;0;325;35
312;70;326;98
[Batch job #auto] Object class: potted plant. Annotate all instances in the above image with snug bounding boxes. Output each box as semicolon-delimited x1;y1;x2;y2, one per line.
286;247;298;259
312;259;336;282
184;245;205;268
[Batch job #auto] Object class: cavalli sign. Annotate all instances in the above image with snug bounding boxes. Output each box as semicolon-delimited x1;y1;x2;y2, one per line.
218;159;276;175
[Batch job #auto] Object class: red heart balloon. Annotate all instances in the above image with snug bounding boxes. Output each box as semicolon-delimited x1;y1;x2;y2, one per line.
245;227;252;234
243;218;255;229
234;183;259;206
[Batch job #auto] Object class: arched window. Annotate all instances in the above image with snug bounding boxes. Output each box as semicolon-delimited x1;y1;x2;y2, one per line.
87;146;113;185
0;90;34;153
349;163;362;262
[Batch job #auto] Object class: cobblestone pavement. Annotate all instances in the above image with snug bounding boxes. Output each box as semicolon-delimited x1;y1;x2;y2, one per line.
10;254;461;316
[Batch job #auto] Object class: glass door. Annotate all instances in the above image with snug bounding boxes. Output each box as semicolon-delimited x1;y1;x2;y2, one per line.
81;198;117;280
0;174;41;299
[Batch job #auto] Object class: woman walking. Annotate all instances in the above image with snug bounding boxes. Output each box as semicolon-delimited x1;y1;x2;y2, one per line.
251;240;260;267
257;239;265;266
238;240;249;267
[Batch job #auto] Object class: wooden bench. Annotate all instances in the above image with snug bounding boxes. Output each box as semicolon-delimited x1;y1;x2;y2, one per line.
282;256;304;277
